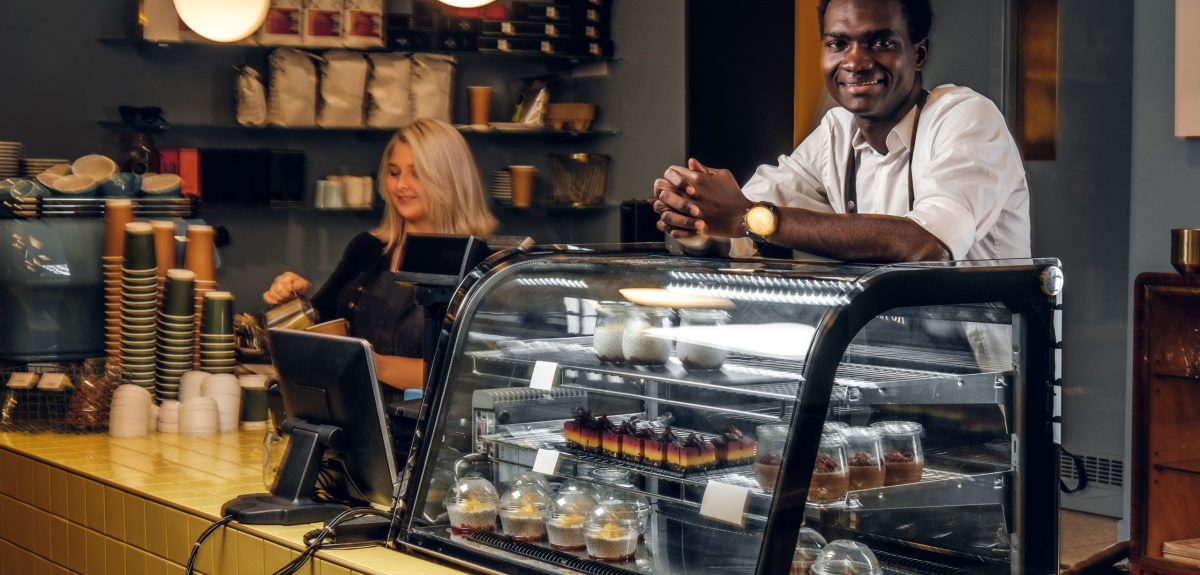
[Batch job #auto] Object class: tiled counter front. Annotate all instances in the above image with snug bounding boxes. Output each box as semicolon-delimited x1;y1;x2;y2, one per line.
0;432;466;575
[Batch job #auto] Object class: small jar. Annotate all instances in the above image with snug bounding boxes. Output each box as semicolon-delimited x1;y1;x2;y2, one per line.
791;527;828;575
545;490;598;550
593;303;628;363
810;539;882;575
808;433;849;505
840;427;885;491
582;500;641;562
754;424;789;493
499;485;550;541
870;421;925;486
676;309;730;370
622;307;673;366
444;476;499;534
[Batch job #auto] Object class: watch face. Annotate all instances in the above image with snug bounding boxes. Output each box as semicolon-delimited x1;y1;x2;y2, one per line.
746;205;779;237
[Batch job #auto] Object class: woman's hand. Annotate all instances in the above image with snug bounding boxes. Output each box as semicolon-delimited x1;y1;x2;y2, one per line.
262;271;312;305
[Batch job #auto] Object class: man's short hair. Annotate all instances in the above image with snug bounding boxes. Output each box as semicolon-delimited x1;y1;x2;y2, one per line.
817;0;934;43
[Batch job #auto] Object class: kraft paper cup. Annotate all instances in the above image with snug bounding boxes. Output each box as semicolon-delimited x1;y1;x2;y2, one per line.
104;200;134;257
183;225;216;282
509;165;536;208
151;221;177;277
468;86;493;127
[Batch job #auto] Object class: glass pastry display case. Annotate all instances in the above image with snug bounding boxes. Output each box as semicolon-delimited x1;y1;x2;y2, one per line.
395;246;1064;575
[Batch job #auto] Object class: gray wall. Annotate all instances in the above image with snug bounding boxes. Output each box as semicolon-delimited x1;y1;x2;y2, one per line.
1125;0;1200;536
0;0;686;307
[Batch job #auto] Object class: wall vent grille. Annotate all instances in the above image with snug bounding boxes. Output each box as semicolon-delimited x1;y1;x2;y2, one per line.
1060;452;1124;488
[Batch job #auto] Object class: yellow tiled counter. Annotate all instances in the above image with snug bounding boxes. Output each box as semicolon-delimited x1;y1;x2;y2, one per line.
0;431;469;575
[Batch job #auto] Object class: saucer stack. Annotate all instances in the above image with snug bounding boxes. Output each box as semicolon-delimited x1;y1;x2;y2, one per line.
22;157;69;178
0;141;24;179
199;291;236;374
120;222;159;391
178;396;219;437
490;170;512;204
103;201;135;360
109;384;153;438
184;225;217;363
155;269;196;401
201;373;242;433
157;400;180;434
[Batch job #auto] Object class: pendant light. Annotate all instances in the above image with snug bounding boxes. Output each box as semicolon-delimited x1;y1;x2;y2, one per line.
173;0;271;43
438;0;497;7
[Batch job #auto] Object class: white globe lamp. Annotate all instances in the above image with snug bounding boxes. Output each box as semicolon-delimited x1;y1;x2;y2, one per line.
438;0;497;7
173;0;271;43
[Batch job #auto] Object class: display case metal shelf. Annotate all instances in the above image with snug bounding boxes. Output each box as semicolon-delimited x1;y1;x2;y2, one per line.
396;247;1063;575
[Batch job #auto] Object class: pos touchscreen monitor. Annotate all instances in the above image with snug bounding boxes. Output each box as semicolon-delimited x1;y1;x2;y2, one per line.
221;330;398;525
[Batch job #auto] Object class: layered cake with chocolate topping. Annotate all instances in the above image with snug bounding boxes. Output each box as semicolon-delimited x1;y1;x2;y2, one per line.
618;420;646;462
666;432;717;472
563;411;603;452
713;425;756;466
599;416;621;457
642;427;672;467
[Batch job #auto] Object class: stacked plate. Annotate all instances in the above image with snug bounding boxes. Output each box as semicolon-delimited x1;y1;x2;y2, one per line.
156;269;197;401
178;396;219;437
109;384;153;438
120;223;159;391
199;291;236;374
0;141;24;178
490;170;512;203
22;157;69;178
200;373;242;433
158;400;180;434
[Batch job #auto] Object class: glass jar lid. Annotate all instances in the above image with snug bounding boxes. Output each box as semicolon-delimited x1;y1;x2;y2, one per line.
591;467;634;488
811;539;882;575
819;432;847;448
628;306;674;319
445;476;499;507
678;308;730;323
823;421;849;434
870;421;924;436
756;424;790;441
838;426;882;442
595;301;630;317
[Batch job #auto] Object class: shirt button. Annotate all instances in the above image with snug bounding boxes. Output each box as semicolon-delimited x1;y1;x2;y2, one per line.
356;286;365;294
847;200;857;212
348;302;357;311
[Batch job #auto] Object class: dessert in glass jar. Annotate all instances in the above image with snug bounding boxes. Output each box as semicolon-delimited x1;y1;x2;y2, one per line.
675;309;729;370
498;484;550;541
621;306;673;366
592;302;628;363
808;432;849;505
870;421;925;486
791;527;828;575
582;500;641;562
545;490;597;550
839;427;885;491
444;476;499;534
810;539;883;575
754;424;789;492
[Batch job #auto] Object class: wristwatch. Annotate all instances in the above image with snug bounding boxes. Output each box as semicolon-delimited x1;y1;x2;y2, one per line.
743;201;781;245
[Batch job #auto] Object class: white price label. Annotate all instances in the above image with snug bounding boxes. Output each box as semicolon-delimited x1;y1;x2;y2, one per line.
698;481;749;527
529;361;558;391
533;449;561;475
6;372;37;389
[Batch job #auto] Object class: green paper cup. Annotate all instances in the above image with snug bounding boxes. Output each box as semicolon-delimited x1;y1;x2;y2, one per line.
201;291;234;335
123;222;156;271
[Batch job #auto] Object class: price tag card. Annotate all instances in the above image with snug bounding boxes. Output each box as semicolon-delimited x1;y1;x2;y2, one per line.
533;449;561;475
36;373;71;391
529;361;558;391
6;372;37;389
698;480;749;527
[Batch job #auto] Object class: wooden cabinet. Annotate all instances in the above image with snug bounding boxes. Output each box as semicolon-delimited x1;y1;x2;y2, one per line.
1130;273;1200;574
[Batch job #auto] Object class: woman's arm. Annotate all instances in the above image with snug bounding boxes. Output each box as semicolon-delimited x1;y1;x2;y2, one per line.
372;352;426;390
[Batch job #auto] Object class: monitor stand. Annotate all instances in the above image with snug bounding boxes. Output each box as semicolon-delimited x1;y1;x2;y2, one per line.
221;418;349;525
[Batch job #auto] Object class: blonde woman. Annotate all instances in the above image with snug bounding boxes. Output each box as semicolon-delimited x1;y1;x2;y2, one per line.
264;118;498;393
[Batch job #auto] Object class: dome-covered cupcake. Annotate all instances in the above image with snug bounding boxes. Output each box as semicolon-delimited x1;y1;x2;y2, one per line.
810;539;882;575
791;527;828;575
499;484;551;541
583;500;641;562
545;490;599;550
444;476;499;534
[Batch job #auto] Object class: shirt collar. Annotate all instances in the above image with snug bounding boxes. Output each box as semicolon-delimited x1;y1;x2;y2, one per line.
849;104;922;157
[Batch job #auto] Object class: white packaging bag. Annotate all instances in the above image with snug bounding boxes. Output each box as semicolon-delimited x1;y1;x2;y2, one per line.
412;53;457;123
268;48;321;127
343;0;384;49
366;53;413;128
303;0;344;48
236;66;269;127
318;51;369;128
258;0;304;46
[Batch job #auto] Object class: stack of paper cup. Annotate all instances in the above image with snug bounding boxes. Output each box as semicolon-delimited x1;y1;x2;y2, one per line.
239;374;270;430
156;269;196;401
151;221;177;288
201;373;242;433
184;225;217;364
102;200;134;360
178;397;219;437
109;384;153;438
158;400;180;434
199;292;236;374
120;222;159;391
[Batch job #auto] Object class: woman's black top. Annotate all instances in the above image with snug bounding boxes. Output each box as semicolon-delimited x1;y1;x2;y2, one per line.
310;232;424;363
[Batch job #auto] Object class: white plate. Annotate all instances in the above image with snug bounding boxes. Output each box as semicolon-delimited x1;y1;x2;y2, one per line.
644;322;818;361
489;122;543;133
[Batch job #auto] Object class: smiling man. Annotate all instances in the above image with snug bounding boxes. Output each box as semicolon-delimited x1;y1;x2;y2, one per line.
654;0;1030;264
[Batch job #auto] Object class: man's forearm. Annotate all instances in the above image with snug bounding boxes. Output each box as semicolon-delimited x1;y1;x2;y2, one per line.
769;208;950;262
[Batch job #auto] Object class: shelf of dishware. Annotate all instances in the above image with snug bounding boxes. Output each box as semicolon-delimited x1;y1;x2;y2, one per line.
468;337;1013;408
97;120;619;138
96;36;620;64
0;196;195;219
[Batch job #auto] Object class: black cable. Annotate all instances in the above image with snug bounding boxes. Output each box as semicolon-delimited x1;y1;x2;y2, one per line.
185;514;235;575
270;507;391;575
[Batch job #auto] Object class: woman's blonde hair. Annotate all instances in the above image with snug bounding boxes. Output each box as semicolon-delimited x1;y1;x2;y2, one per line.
371;117;498;252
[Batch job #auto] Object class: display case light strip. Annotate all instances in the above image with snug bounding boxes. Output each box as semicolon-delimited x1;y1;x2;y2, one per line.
668;271;860;295
513;277;589;289
665;283;851;306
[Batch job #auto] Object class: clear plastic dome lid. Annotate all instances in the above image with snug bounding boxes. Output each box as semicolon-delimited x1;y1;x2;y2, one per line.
547;490;599;523
512;471;553;495
557;478;601;500
819;432;847;448
870;420;924;436
499;485;551;515
823;421;849;434
583;499;641;532
444;476;499;508
793;527;829;563
810;539;882;575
